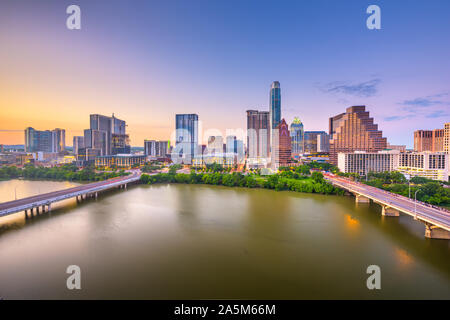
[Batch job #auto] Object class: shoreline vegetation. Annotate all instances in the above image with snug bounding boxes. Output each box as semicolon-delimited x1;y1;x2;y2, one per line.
0;164;129;182
1;161;449;208
141;163;344;196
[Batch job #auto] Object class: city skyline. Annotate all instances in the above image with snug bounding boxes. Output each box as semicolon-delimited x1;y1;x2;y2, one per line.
1;0;450;148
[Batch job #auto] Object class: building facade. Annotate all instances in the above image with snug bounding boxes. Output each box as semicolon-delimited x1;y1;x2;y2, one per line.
338;150;449;182
414;128;445;152
174;114;198;164
269;81;281;130
271;118;291;169
73;136;85;155
317;132;330;153
246;110;270;167
144;140;169;158
304;131;327;154
290;118;304;155
338;151;399;177
95;154;146;169
25;127;65;153
444;123;450;154
328;106;387;165
397;152;449;181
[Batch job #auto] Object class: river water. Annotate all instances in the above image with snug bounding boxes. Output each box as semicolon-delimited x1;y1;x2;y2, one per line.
0;179;449;299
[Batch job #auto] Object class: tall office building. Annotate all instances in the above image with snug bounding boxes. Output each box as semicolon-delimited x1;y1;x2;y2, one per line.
24;127;63;153
414;128;445;152
271;118;291;169
207;136;223;155
432;129;444;152
269;81;281;129
84;114;129;156
445;123;450;154
174;114;198;164
328;106;387;165
317;132;330;153
246;110;270;165
304;131;328;153
73;136;85;155
144;140;169;157
53;128;66;153
290;118;304;155
414;130;433;152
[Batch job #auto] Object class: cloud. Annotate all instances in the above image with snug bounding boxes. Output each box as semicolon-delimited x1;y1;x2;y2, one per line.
399;93;449;108
425;110;450;118
384;115;415;122
321;79;381;98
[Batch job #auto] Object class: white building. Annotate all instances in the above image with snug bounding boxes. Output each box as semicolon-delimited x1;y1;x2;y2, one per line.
338;150;399;177
338;150;449;182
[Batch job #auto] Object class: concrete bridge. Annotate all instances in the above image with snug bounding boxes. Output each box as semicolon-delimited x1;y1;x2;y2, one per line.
0;172;141;219
324;173;450;240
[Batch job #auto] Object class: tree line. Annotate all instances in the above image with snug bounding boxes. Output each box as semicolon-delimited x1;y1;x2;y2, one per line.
0;164;129;182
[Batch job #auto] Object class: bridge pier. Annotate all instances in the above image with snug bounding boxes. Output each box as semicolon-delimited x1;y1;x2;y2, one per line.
355;194;370;203
424;223;450;240
381;206;400;217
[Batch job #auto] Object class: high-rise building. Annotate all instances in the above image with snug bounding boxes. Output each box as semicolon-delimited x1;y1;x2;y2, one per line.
271;118;291;169
269;81;281;130
317;132;330;153
304;131;327;154
73;136;85;155
84;114;129;157
144;140;169;158
24;127;63;153
414;128;445;152
174;114;198;164
328;106;387;165
432;129;444;152
445;123;450;154
246;110;270;166
207;136;223;155
53;128;66;153
414;130;433;152
290;118;304;155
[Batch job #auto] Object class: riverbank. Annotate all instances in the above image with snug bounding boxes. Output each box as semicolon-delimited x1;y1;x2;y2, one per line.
140;171;345;195
0;164;129;182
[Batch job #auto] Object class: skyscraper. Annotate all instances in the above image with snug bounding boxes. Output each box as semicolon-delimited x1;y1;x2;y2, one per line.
290;118;304;155
304;131;328;153
144;140;169;157
328;106;387;165
414;130;433;152
175;114;199;164
444;123;450;154
84;114;129;156
317;132;330;153
271;118;291;169
246;110;270;165
73;136;85;155
269;81;281;129
24;127;64;153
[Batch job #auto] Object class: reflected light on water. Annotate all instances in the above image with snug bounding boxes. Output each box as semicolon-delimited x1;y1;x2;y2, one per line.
395;248;414;267
345;214;360;231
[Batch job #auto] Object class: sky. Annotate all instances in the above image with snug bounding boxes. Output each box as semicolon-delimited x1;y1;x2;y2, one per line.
0;0;449;148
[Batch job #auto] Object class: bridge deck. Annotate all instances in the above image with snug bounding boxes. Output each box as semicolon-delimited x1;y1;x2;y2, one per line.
0;173;141;217
324;174;450;231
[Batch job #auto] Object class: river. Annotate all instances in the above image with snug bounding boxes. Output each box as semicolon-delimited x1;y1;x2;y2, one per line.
0;179;449;299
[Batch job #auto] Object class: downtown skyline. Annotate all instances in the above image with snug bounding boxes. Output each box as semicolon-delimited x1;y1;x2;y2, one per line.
1;0;450;148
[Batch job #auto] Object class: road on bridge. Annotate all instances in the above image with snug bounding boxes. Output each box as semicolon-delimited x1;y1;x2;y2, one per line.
0;171;141;215
323;173;450;231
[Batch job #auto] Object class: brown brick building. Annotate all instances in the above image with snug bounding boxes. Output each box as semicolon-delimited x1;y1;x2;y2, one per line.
328;106;387;165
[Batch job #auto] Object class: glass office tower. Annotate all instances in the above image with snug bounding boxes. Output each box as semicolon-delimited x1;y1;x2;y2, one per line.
269;81;281;129
175;114;199;164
